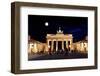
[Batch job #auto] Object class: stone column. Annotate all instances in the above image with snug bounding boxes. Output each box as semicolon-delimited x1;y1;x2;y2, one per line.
51;40;54;51
66;41;68;49
68;40;71;51
70;39;73;50
62;41;64;50
47;40;49;50
47;40;49;47
56;41;58;51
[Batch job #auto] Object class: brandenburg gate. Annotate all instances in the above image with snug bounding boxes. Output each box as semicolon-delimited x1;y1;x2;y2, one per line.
46;27;73;51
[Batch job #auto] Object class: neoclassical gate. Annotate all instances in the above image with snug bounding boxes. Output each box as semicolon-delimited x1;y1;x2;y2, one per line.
46;27;73;51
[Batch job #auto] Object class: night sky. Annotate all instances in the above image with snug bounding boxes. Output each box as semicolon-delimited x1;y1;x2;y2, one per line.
28;15;88;43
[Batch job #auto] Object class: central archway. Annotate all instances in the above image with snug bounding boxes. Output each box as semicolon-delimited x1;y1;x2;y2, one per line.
58;41;62;50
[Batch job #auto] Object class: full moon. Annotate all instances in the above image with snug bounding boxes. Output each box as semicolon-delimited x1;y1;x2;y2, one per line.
45;22;49;26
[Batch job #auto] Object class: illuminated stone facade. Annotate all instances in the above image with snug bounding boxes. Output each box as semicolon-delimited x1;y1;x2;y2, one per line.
28;27;88;54
28;37;48;54
46;27;73;52
72;37;88;53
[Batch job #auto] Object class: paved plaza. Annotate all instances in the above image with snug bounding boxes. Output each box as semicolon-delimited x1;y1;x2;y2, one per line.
28;51;87;60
